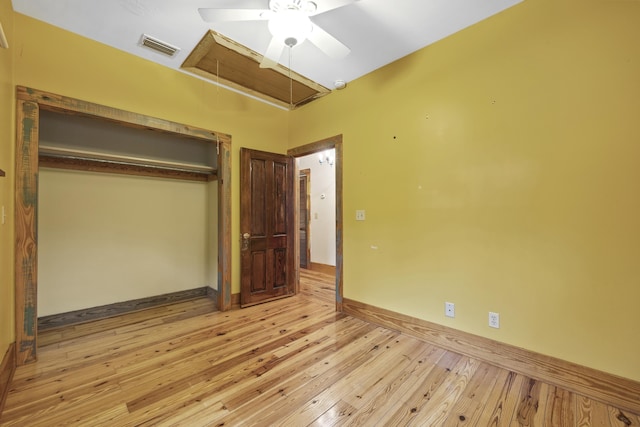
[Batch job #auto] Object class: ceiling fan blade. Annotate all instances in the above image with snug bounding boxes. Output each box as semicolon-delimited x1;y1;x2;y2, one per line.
307;23;350;59
260;37;285;68
198;8;270;23
309;0;359;16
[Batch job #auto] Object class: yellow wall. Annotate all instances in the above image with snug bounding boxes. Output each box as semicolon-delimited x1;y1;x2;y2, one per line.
0;0;15;359
38;169;211;316
290;0;640;381
11;11;291;301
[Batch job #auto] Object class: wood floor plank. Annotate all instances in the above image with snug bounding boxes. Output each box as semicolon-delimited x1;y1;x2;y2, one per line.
513;377;550;426
2;269;638;426
274;334;429;426
274;387;344;427
608;405;640;427
125;312;349;414
116;304;336;377
309;399;358;426
463;368;512;427
542;385;576;426
407;356;482;426
126;318;380;427
472;370;527;426
74;403;131;427
367;350;465;426
148;396;227;427
119;313;361;425
214;327;399;426
337;337;429;408
577;394;614;426
2;379;123;426
341;345;448;427
37;298;214;347
441;362;504;426
3;361;118;410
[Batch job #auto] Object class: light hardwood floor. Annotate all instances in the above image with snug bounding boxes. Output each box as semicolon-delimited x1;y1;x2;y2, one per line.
2;270;638;426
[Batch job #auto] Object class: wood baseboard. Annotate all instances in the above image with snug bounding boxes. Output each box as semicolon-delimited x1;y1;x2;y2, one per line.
342;298;640;414
38;287;211;331
309;262;336;276
206;286;216;300
231;293;240;308
0;343;16;416
208;288;240;310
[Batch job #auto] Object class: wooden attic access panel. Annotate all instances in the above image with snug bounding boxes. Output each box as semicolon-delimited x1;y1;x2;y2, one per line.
182;31;330;109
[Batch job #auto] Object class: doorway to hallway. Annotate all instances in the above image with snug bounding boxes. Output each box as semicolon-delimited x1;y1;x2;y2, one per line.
288;135;343;310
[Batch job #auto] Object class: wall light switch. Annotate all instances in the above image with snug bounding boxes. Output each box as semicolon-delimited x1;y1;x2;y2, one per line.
356;210;366;221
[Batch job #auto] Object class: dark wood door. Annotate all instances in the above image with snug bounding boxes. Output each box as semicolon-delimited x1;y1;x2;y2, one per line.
240;148;295;307
299;170;311;269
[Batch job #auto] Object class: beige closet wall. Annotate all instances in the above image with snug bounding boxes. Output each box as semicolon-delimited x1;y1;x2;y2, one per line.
37;169;210;316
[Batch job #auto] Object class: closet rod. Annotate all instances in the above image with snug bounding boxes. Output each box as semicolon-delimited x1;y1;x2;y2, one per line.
39;145;215;174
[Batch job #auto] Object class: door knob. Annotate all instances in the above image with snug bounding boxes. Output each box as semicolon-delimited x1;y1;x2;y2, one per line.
241;233;250;251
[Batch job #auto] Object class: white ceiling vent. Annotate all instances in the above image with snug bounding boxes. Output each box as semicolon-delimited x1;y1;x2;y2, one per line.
139;34;180;57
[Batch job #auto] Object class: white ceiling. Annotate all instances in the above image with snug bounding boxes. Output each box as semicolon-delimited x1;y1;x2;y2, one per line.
12;0;523;102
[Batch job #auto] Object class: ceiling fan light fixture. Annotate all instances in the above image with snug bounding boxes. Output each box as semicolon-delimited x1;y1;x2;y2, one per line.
268;9;312;47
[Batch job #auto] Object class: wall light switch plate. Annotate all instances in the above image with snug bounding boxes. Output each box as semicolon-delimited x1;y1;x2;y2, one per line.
356;210;365;221
445;302;455;318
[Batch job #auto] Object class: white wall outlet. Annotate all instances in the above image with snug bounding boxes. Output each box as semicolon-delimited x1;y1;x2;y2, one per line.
356;210;366;221
445;302;455;318
489;312;500;328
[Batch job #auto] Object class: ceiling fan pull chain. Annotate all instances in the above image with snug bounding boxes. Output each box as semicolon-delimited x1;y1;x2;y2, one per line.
289;47;293;109
216;59;220;109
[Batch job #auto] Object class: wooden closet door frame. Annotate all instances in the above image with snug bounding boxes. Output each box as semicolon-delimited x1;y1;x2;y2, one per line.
14;86;232;365
287;135;343;312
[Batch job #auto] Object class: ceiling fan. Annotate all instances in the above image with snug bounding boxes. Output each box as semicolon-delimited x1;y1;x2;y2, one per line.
198;0;357;68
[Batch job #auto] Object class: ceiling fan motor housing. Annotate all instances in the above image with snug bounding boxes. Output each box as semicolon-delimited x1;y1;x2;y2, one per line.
269;0;317;14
